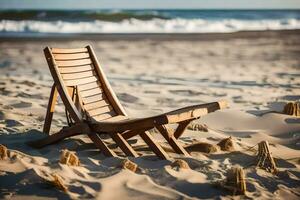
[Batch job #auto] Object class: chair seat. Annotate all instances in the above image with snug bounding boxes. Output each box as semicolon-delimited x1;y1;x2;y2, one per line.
89;101;227;133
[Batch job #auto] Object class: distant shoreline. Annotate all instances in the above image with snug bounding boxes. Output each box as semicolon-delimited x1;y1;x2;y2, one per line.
0;29;300;41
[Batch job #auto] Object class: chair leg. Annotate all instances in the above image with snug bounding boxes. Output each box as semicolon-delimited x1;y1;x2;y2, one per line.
174;119;194;139
29;123;87;148
122;129;142;140
43;84;58;135
110;133;139;157
88;133;117;157
140;131;170;160
156;125;190;157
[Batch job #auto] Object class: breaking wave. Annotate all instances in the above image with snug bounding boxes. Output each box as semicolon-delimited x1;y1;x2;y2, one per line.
1;18;300;34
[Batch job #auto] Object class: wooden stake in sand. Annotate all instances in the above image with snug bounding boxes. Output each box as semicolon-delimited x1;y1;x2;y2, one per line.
223;166;247;195
256;141;278;173
120;159;138;172
0;144;8;160
282;102;300;116
59;149;80;166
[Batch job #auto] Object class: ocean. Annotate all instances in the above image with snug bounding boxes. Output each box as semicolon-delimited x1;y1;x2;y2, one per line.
0;9;300;36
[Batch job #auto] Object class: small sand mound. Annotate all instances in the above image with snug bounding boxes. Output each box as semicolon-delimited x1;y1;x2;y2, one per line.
50;173;68;192
187;123;208;132
223;166;247;195
217;137;235;151
171;159;190;170
59;149;80;166
0;144;8;160
120;159;138;172
185;142;218;153
282;102;300;116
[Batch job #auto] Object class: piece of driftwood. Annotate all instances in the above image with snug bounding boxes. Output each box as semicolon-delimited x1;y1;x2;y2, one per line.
256;141;278;173
282;102;300;116
222;166;247;195
29;45;228;159
59;149;80;166
171;159;190;170
217;136;235;151
120;159;138;172
0;144;8;160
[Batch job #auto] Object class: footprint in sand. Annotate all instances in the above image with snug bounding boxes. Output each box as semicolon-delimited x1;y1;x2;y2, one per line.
11;101;32;108
169;89;204;96
0;111;4;120
16;92;43;99
0;60;11;68
5;119;24;127
19;80;36;87
0;87;11;95
117;93;139;103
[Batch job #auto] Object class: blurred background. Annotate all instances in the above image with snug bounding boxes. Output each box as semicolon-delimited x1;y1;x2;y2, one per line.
0;0;300;36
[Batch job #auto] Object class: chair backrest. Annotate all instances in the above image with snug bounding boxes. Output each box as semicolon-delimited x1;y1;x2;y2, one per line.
44;45;127;123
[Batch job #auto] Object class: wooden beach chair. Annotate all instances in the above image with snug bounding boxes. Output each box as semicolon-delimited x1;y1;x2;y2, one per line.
30;45;227;159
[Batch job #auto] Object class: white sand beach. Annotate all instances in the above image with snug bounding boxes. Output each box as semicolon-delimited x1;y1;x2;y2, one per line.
0;30;300;199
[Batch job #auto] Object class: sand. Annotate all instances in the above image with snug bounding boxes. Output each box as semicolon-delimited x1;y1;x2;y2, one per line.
0;30;300;199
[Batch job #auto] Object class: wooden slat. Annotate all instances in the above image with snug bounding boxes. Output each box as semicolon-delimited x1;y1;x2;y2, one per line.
122;128;149;140
140;131;170;160
45;47;82;122
61;70;96;80
87;45;127;116
59;65;94;74
29;123;87;148
83;99;110;110
101;115;128;122
64;76;98;86
53;53;90;60
51;48;88;54
88;134;117;157
87;105;114;117
174;119;193;139
43;84;58;134
80;87;103;98
110;133;138;157
156;125;190;157
82;93;107;104
93;111;117;121
78;81;101;91
56;58;92;67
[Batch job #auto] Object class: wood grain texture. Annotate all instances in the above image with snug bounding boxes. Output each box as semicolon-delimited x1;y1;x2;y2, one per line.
61;70;96;80
56;58;92;67
110;133;139;157
83;99;110;111
53;53;90;60
43;84;58;134
156;125;190;157
88;133;117;157
51;48;88;54
64;76;99;86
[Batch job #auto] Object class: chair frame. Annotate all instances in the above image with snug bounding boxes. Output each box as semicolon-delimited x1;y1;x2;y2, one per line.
29;45;227;160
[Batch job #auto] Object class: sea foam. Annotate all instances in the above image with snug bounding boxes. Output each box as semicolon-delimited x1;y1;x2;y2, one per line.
0;18;300;34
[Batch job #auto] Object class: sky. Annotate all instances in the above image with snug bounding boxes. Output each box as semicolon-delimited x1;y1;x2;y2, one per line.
1;0;300;10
